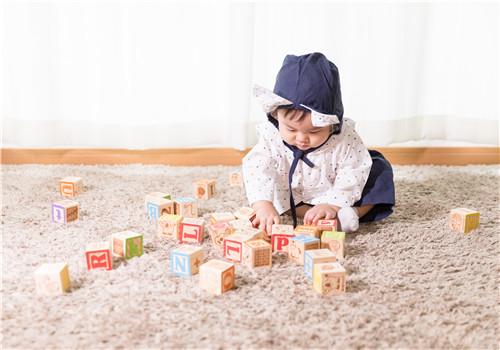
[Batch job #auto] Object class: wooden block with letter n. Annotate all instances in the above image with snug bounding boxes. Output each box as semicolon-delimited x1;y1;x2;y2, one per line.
199;259;235;295
52;199;79;224
313;262;346;295
111;231;143;260
157;214;183;240
449;208;480;233
85;242;113;271
170;245;204;276
243;239;272;268
194;179;216;200
59;176;83;198
174;197;198;218
34;263;71;296
304;249;337;281
321;231;346;259
288;235;320;265
271;224;295;253
179;217;205;243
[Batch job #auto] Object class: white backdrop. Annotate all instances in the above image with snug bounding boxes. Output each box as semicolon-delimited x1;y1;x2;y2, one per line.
1;1;498;149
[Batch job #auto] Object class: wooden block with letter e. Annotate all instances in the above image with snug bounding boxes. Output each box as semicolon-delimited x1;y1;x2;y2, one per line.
194;179;216;200
449;208;480;233
85;242;113;271
34;263;71;296
59;176;83;198
199;259;235;295
313;262;346;295
170;245;204;276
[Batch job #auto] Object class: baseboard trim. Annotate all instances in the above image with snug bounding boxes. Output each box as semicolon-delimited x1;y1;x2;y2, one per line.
1;147;499;165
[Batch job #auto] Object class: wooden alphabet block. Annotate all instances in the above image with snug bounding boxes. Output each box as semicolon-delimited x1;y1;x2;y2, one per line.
170;245;204;276
145;195;175;222
229;219;253;230
223;232;259;262
157;214;183;240
34;263;71;296
316;219;339;232
271;224;295;252
288;235;321;265
209;212;236;224
304;249;337;281
111;231;143;259
233;207;256;222
229;171;243;187
207;222;234;250
243;239;272;268
199;259;235;295
51;199;79;223
174;197;198;218
449;208;480;233
194;179;216;200
179;217;205;243
294;225;321;238
313;262;346;295
321;231;345;258
59;176;83;198
85;242;113;271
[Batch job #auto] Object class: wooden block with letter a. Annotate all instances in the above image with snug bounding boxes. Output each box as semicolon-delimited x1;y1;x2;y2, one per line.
34;263;71;296
199;259;235;295
313;262;346;295
449;208;480;233
85;242;113;270
243;239;272;268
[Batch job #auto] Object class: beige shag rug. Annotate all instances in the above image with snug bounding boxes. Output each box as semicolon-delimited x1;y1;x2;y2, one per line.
1;164;499;349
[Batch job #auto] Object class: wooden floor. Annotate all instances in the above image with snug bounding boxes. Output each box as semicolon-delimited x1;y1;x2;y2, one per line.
1;147;499;165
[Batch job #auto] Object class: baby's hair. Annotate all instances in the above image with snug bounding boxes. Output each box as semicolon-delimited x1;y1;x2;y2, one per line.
274;107;309;123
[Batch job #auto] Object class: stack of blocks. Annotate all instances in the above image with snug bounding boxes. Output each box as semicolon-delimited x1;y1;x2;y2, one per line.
288;235;321;265
321;231;346;259
304;249;337;281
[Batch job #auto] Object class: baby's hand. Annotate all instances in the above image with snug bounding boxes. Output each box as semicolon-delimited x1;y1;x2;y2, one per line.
251;201;280;238
304;204;339;225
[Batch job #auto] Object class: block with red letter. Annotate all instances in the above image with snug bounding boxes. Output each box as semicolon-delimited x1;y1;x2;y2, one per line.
294;225;321;238
321;231;345;258
85;242;113;271
316;219;339;232
199;259;235;295
194;179;216;200
157;214;183;240
233;207;256;222
271;224;295;253
34;263;71;296
179;217;205;243
313;262;346;295
449;208;480;234
243;239;272;268
223;232;258;262
209;212;235;224
170;245;204;276
304;249;337;281
174;197;198;218
228;171;243;187
59;176;83;198
51;199;79;224
207;222;234;250
288;235;321;265
111;231;143;260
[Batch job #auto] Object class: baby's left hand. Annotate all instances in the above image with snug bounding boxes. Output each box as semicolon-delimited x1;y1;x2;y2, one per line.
304;204;339;225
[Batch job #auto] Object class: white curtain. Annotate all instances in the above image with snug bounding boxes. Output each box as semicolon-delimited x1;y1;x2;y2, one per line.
2;1;498;149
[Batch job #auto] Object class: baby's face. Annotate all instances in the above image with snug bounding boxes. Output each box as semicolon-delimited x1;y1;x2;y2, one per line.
277;109;331;150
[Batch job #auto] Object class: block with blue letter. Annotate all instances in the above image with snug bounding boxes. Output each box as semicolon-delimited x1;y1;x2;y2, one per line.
288;235;320;265
170;245;204;276
304;249;337;281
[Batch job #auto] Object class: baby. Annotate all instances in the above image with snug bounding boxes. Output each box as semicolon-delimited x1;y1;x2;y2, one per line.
242;52;395;236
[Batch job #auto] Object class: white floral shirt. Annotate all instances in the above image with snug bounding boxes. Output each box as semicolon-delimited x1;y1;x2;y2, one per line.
242;118;372;214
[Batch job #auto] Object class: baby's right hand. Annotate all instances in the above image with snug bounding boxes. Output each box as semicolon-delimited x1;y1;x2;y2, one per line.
251;201;280;239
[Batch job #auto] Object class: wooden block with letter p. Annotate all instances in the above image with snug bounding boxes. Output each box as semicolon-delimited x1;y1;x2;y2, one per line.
111;231;143;260
313;262;346;295
179;217;205;243
304;249;337;281
321;231;346;258
199;259;235;295
34;263;71;296
271;224;295;253
449;208;480;233
157;214;183;240
243;239;272;268
174;197;198;218
170;245;204;276
59;176;83;198
51;199;79;224
85;242;113;271
194;179;216;200
288;235;320;265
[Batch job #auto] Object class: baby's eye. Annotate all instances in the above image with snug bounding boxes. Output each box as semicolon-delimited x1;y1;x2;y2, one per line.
287;128;297;132
310;130;321;134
